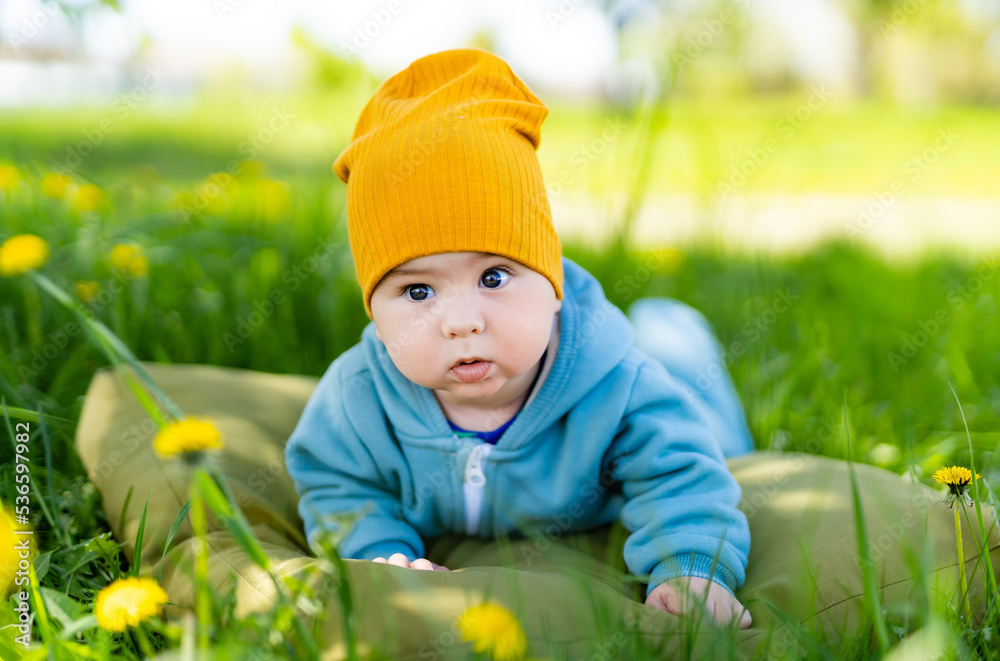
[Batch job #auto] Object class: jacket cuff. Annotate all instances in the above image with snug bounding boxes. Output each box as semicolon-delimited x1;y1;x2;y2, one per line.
645;553;738;599
350;542;419;562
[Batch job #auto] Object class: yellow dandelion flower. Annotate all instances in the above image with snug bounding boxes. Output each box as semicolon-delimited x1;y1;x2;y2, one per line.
237;159;266;180
73;184;107;212
40;173;72;199
458;603;527;661
153;417;224;459
171;191;198;219
74;280;101;304
0;164;22;193
194;175;232;215
932;465;982;508
1;506;34;597
934;465;983;620
109;243;149;279
1;507;20;596
94;576;168;632
932;466;980;487
0;234;50;277
204;172;234;190
256;179;291;221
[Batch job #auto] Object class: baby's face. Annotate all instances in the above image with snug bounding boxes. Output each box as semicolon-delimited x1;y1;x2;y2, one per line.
370;252;561;409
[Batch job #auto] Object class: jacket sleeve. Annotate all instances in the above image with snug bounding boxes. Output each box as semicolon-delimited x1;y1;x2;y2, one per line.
284;368;423;562
609;359;750;598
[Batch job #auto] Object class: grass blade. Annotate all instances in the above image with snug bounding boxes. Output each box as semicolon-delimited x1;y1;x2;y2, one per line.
2;398;61;542
843;394;892;653
28;271;184;422
0;404;75;427
131;491;151;577
117;485;134;545
948;382;998;602
35;403;57;531
158;499;193;584
196;470;270;571
57;614;98;641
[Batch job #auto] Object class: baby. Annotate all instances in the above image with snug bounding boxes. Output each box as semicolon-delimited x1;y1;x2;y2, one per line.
285;48;753;629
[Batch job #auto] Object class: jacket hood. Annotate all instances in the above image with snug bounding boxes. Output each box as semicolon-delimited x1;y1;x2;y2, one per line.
360;257;635;449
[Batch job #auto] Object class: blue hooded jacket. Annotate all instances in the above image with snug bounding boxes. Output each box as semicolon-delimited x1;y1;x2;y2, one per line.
285;258;750;596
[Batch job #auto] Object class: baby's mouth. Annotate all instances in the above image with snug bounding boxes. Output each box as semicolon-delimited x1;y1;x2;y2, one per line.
450;359;492;383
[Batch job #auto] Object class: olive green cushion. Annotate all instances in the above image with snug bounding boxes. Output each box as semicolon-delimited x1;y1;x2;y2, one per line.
75;363;1000;659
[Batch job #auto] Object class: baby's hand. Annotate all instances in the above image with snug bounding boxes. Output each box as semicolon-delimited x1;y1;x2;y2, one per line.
645;576;751;629
372;552;450;571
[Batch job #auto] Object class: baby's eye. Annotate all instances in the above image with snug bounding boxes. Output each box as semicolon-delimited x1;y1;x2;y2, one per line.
404;284;434;301
481;268;511;289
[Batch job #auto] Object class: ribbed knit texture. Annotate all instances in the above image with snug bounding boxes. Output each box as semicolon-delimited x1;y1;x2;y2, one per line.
333;48;564;317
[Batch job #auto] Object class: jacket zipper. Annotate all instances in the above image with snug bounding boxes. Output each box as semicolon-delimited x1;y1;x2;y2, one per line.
463;443;492;535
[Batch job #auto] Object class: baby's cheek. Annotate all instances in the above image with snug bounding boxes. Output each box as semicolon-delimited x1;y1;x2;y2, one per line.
499;337;540;373
398;353;440;387
383;320;432;363
513;317;552;358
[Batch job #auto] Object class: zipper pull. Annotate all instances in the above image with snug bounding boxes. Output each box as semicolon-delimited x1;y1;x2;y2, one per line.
465;443;487;487
463;443;492;534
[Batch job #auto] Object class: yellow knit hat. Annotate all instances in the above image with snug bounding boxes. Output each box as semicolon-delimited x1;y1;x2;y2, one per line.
333;48;563;318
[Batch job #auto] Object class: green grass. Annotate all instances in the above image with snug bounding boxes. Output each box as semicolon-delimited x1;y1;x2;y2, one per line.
2;94;1000;658
2;90;999;198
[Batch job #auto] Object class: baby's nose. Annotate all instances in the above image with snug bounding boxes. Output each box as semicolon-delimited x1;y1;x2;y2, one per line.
440;300;485;338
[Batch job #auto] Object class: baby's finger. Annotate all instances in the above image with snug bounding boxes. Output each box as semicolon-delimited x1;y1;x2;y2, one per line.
733;601;752;629
410;558;434;571
387;553;411;568
663;587;681;616
433;563;451;571
372;557;388;564
707;596;725;625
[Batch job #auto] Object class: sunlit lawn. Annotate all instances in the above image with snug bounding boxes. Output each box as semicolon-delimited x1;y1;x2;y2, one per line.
2;91;1000;658
3;89;999;196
